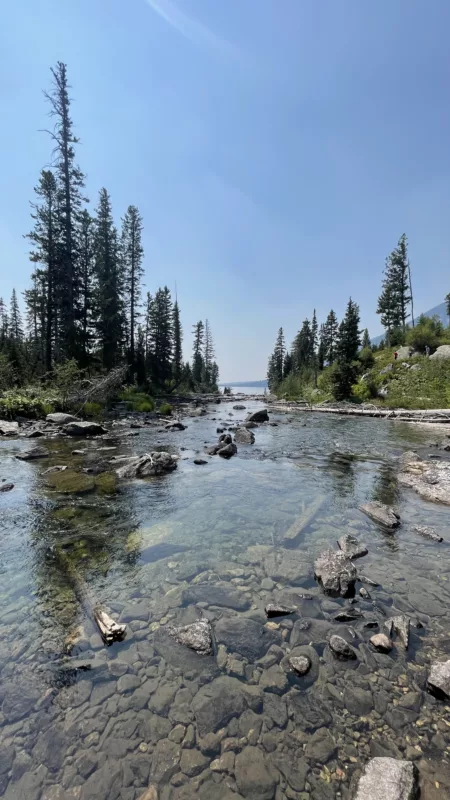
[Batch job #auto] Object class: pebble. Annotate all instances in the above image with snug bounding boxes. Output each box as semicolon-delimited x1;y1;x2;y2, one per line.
370;634;393;653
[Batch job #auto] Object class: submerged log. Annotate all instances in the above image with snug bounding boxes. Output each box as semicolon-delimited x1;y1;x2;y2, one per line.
56;549;126;645
282;494;326;543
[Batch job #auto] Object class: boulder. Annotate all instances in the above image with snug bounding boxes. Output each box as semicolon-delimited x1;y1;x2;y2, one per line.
370;633;393;652
63;421;107;436
385;615;410;649
413;525;443;542
328;634;357;660
379;364;393;375
360;501;400;528
354;757;418;800
192;676;249;737
16;446;49;461
165;421;186;431
337;533;368;559
233;405;246;410
0;482;14;493
46;413;77;425
181;583;250;611
265;603;295;618
314;549;357;597
396;346;413;360
115;452;177;479
245;409;269;423
215;615;280;661
234;427;255;444
0;420;19;436
45;469;95;494
430;345;450;360
235;747;276;800
427;659;450;700
167;619;213;655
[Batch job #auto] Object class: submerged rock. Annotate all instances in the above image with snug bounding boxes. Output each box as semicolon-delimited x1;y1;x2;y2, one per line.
289;655;311;676
235;746;276;800
314;549;357;597
0;482;14;492
385;615;410;649
45;469;95;494
360;501;400;528
413;525;443;542
399;457;450;505
427;659;450;700
41;465;68;475
337;533;368;559
63;421;107;436
233;404;246;410
354;757;418;800
94;472;118;494
234;427;255;444
46;412;77;425
115;452;177;478
165;421;186;431
0;420;19;436
215;615;280;661
16;446;49;461
192;676;250;737
334;607;362;622
370;633;393;652
167;618;213;655
264;603;295;618
182;583;250;611
245;409;269;423
329;634;357;660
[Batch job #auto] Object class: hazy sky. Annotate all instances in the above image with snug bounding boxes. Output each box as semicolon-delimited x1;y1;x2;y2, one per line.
1;1;450;381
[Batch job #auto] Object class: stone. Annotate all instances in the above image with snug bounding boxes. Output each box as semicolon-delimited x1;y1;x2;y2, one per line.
0;482;14;492
413;525;443;542
430;344;450;359
344;686;374;716
235;746;276;800
16;446;49;461
337;533;368;559
45;469;95;494
234;428;255;444
314;549;357;597
3;767;47;800
354;757;418;800
0;746;15;776
150;739;181;783
2;681;39;722
288;691;332;731
181;583;250;611
334;607;363;622
136;788;158;800
215;615;280;661
427;659;450;700
360;501;400;528
359;587;371;599
370;633;393;652
79;761;122;800
211;752;235;772
46;413;77;424
117;674;141;693
259;664;288;694
193;459;208;465
32;726;68;772
192;676;248;737
165;421;186;431
218;442;237;458
264;692;288;728
305;728;337;762
245;409;269;423
233;405;246;410
167;618;213;655
264;603;295;618
385;615;410;648
289;655;311;675
63;421;107;436
116;451;177;478
0;420;19;435
328;635;357;660
179;748;209;777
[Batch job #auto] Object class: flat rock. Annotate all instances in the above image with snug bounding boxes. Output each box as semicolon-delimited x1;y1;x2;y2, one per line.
182;583;249;611
46;413;77;424
328;634;357;660
45;469;95;494
16;446;49;461
149;738;181;783
0;420;19;435
235;746;276;800
215;615;280;661
385;615;410;648
192;676;249;737
193;458;207;465
305;727;337;762
2;682;40;722
264;603;295;618
430;344;450;359
115;451;177;478
360;501;400;528
167;619;213;655
245;409;269;423
264;548;310;584
354;757;418;800
370;633;393;652
337;533;368;559
234;427;255;444
289;655;311;676
427;659;450;700
334;607;363;622
413;525;443;542
63;421;107;436
233;405;246;410
314;549;357;597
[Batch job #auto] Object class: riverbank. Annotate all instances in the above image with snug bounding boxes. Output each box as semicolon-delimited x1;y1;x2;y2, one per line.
268;400;450;424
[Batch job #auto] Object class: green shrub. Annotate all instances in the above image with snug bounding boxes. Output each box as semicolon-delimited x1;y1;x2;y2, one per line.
119;388;154;412
159;402;173;415
0;387;62;418
406;315;444;354
359;347;375;369
351;381;370;402
135;400;154;412
83;401;103;417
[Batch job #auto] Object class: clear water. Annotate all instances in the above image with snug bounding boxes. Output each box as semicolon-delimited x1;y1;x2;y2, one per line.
1;401;450;799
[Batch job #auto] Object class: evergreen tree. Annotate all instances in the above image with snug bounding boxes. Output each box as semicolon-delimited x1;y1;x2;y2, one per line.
94;188;124;370
283;351;293;379
172;301;183;381
121;205;144;372
78;209;95;365
210;361;219;389
311;309;318;384
376;270;400;347
446;293;450;325
362;328;371;349
148;287;173;385
135;326;146;386
192;321;204;383
274;327;285;381
0;298;8;352
203;319;215;386
322;310;339;365
318;324;326;371
9;290;23;342
390;233;411;332
44;62;86;358
336;298;361;363
292;319;313;370
267;352;279;391
144;292;152;360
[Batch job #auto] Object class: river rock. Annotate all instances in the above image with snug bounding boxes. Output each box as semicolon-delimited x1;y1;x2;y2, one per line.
2;682;40;722
165;421;186;431
385;615;410;648
234;427;255;444
413;525;443;542
149;738;180;783
218;442;238;458
193;458;207;465
337;533;368;559
167;619;213;655
399;458;450;504
0;420;19;435
215;615;280;660
334;607;362;622
16;446;49;461
45;469;95;494
360;501;400;528
235;746;276;800
314;549;357;597
115;452;177;478
0;482;14;492
430;344;450;359
370;633;393;652
427;659;450;700
328;634;357;660
233;405;246;410
46;413;77;425
245;409;269;423
41;465;68;475
264;603;295;618
344;685;374;716
63;421;107;436
181;582;250;611
305;727;337;762
354;757;418;800
289;655;311;675
192;676;249;737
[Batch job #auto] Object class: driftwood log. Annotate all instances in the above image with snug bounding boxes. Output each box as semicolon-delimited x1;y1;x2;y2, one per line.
282;494;326;543
56;549;126;645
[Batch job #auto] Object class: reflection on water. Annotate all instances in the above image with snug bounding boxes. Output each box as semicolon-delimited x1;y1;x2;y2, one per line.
1;404;450;798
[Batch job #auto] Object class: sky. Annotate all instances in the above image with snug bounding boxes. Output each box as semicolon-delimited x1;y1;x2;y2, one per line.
1;1;450;382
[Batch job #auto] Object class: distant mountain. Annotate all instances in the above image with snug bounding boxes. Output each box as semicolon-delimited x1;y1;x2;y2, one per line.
220;380;268;387
371;301;448;345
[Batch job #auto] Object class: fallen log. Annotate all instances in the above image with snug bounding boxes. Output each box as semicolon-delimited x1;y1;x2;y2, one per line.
282;494;326;543
56;549;126;645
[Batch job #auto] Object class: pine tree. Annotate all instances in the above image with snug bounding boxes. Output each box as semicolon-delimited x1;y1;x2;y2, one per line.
377;269;400;347
203;320;215;386
283;351;293;378
390;234;411;332
9;290;23;341
362;328;371;349
210;361;219;389
148;287;173;385
144;292;152;360
0;298;8;351
292;320;313;370
78;209;95;365
311;309;318;384
318;324;326;371
94;188;124;370
192;321;204;384
445;293;450;325
121;205;144;372
44;62;86;358
135;326;146;386
172;301;183;381
336;298;361;363
274;327;285;382
323;310;339;365
267;352;279;391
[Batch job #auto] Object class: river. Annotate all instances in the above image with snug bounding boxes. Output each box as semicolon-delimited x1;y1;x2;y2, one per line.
1;400;449;799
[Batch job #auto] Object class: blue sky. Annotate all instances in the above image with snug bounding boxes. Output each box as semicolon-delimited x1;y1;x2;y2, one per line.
1;0;450;381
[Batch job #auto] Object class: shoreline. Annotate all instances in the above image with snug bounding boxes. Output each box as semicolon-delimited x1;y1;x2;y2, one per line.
268;402;450;425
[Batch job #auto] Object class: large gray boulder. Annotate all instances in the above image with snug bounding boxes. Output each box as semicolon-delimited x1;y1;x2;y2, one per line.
46;412;77;425
115;452;177;479
314;549;357;597
245;409;269;423
63;421;107;436
427;659;450;700
354;757;418;800
234;427;255;444
0;420;19;436
360;501;400;528
430;345;450;360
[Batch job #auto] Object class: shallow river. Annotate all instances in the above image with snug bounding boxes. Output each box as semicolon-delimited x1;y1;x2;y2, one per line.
1;400;450;800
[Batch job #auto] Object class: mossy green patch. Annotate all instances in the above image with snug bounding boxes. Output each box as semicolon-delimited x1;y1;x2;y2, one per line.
45;470;95;495
94;472;118;494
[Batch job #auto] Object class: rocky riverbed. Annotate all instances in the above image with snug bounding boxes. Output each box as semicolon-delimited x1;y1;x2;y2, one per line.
1;397;450;799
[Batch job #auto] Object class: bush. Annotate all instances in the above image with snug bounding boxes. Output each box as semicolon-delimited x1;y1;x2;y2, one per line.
406;315;444;354
135;400;154;412
83;401;104;417
359;347;375;369
351;381;370;402
119;387;154;412
159;402;173;415
0;387;62;418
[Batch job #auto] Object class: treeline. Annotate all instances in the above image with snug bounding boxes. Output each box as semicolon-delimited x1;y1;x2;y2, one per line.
268;233;450;401
0;63;219;394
